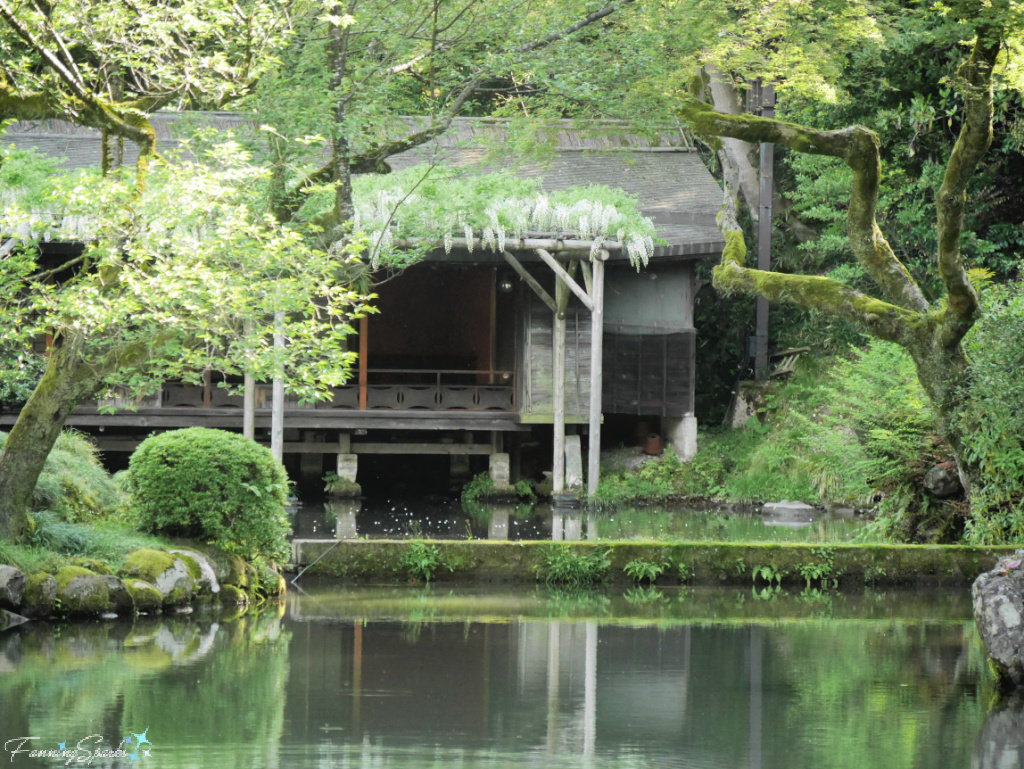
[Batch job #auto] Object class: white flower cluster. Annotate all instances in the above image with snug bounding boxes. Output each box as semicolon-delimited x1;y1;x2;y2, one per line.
354;190;655;267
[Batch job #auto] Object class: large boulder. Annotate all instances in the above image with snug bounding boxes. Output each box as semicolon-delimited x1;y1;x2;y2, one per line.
21;573;57;618
0;565;26;611
169;548;221;598
55;567;111;617
972;549;1024;690
99;575;136;615
121;549;194;607
126;580;163;613
924;461;961;499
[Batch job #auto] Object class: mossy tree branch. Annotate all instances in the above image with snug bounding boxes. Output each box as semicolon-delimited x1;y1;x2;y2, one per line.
683;99;929;315
933;11;1004;345
712;192;915;344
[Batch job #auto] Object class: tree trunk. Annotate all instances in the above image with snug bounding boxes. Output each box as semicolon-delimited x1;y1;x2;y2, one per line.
0;341;102;542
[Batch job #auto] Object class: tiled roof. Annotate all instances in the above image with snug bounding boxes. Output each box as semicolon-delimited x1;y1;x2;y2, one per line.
5;114;724;259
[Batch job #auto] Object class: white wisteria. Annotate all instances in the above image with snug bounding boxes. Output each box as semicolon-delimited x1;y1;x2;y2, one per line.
351;166;657;268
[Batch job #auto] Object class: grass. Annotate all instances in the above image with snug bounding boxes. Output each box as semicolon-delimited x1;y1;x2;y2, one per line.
0;513;171;573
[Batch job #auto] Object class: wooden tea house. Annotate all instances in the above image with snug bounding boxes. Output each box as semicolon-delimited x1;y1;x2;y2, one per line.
1;115;725;497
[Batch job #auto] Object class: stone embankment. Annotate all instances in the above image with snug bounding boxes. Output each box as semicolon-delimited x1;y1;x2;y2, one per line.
292;538;1018;585
973;549;1024;693
0;547;285;626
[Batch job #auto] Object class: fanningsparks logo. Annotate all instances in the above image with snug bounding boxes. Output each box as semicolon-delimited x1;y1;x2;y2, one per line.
4;728;153;764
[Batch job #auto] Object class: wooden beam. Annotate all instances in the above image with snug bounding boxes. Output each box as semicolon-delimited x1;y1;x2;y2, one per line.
350;442;494;455
536;249;593;312
557;261;578;319
502;251;556;312
47;409;530;431
580;260;593;296
587;258;606;498
92;439;495;455
553;277;568;493
398;236;620;254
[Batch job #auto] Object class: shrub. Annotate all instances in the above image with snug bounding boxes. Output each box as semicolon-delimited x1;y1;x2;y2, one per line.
0;429;125;522
398;542;452;583
126;427;290;561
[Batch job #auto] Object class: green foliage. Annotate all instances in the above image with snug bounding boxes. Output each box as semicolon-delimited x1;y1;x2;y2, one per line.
0;349;45;409
623;557;667;584
537;546;610;588
753;563;786;587
460;472;494;503
0;429;124;523
126;428;290;561
597;446;730;503
954;279;1024;544
398;542;452;583
722;344;938;513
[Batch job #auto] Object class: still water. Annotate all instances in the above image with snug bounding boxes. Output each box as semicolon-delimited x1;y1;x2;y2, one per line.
1;584;1016;768
291;497;872;543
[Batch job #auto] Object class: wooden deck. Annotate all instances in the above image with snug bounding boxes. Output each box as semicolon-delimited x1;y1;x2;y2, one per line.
0;406;526;432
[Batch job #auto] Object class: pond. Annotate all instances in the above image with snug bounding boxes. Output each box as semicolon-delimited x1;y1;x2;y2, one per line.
1;583;1015;769
290;496;874;543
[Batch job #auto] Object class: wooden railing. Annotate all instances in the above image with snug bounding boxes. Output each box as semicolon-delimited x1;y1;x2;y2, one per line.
94;369;516;412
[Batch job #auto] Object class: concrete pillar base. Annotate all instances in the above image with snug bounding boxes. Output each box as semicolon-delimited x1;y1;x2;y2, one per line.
664;415;698;462
565;435;584;490
330;453;361;498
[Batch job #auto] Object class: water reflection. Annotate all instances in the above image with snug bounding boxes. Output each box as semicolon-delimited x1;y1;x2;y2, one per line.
291;498;870;544
0;588;1006;769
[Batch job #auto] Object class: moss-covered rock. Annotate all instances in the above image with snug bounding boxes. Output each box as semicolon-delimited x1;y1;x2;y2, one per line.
121;549;194;607
55;567;110;616
127;581;163;613
202;547;248;588
99;575;135;615
169;548;220;598
69;558;114;576
21;572;57;618
121;548;176;582
219;584;248;606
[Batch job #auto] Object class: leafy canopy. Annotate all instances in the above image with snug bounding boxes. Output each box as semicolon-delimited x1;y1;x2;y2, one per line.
0;139;371;403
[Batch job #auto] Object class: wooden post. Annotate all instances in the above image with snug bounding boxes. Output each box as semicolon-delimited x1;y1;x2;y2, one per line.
271;311;285;462
587;257;605;497
358;315;368;410
202;370;212;409
242;319;255;440
553;277;567;493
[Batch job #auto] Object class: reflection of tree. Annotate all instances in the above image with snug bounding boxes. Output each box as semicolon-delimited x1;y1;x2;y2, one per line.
767;622;989;768
0;609;290;768
120;610;290;769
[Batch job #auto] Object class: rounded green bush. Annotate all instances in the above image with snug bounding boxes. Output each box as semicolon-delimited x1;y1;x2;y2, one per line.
127;428;290;561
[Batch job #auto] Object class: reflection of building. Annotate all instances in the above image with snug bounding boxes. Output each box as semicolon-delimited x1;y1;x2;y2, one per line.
281;613;774;766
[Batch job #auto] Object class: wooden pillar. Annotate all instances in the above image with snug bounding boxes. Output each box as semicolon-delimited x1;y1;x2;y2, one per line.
358;315;368;410
586;258;606;497
202;370;212;409
271;311;285;462
242;319;255;440
553;277;568;493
